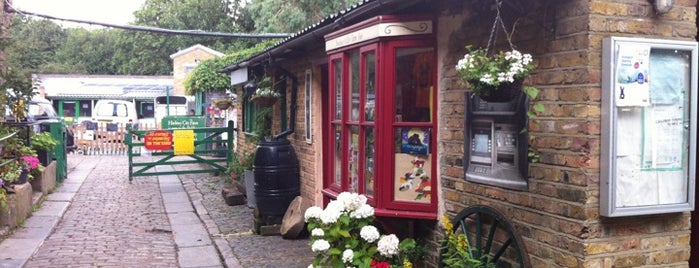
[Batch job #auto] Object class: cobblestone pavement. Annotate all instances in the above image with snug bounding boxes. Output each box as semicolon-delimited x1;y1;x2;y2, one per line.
25;155;177;267
16;154;315;268
176;163;316;268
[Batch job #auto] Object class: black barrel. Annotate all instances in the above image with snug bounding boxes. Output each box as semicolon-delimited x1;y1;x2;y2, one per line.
253;138;300;219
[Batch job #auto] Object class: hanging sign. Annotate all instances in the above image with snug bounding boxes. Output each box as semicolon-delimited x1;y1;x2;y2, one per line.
144;130;173;150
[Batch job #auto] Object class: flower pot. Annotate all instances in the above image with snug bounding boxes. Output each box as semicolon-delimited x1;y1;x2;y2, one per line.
253;97;278;107
470;79;523;103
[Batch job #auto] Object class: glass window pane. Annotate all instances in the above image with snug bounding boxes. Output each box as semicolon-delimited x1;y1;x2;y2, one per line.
365;51;376;122
350;51;360;121
348;125;359;192
333;124;342;186
394;47;434;122
394;127;432;204
364;127;375;196
333;59;343;120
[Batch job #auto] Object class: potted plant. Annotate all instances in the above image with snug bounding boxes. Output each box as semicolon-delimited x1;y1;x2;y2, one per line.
31;132;58;166
213;98;233;110
455;46;536;102
305;192;424;267
249;76;281;107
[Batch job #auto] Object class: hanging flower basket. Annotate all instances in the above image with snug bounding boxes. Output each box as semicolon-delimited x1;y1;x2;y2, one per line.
213;99;233;110
252;96;278;107
469;78;523;102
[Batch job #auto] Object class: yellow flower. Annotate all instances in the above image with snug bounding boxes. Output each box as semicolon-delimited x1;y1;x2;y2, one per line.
403;259;413;268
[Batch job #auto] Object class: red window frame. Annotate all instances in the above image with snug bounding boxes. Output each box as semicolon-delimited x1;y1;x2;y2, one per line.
324;20;437;220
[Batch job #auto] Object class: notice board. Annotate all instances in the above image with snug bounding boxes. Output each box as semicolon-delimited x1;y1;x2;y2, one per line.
601;37;698;217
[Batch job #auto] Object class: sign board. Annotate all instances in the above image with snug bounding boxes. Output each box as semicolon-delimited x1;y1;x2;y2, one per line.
601;36;698;217
161;116;205;129
144;130;173;150
173;129;195;155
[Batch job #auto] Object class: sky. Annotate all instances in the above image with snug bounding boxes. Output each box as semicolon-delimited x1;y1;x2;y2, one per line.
10;0;146;27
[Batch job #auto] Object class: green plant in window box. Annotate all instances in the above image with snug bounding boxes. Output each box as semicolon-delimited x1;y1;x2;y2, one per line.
30;132;58;152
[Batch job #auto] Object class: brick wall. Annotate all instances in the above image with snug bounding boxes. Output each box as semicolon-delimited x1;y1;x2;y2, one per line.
436;0;695;267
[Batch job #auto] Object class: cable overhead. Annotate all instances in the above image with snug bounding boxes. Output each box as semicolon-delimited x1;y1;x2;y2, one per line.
4;3;290;39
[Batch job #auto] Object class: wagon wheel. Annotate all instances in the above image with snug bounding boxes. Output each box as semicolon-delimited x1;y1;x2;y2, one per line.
440;205;529;268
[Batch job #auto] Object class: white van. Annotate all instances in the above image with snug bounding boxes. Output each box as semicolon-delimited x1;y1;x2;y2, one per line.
92;100;139;126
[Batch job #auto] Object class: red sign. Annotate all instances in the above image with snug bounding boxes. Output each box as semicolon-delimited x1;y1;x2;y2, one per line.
144;130;173;150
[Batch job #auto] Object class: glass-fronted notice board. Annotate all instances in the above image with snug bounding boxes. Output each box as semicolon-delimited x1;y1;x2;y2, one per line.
601;37;698;217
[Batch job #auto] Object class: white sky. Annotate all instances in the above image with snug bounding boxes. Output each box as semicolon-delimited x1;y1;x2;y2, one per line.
11;0;146;27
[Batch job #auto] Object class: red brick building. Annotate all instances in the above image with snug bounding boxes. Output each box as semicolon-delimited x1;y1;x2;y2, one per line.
223;0;699;266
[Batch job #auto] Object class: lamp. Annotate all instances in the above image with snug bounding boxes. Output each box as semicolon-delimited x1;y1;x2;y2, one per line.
652;0;673;14
244;81;258;97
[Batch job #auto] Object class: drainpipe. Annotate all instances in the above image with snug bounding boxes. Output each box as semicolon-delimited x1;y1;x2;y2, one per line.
273;66;298;140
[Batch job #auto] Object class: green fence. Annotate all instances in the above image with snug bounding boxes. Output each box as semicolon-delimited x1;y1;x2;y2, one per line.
125;120;234;181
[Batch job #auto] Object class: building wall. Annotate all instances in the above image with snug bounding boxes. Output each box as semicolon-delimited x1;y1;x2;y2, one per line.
437;0;695;267
171;49;220;95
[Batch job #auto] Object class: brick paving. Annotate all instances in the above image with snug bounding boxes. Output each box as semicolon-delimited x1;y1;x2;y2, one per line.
176;163;316;268
12;154;316;268
25;156;177;268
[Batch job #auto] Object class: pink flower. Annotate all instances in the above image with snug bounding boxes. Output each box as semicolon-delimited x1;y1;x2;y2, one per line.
22;156;40;169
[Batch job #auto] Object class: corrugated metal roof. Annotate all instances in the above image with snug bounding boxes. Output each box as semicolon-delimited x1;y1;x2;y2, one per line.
35;74;174;100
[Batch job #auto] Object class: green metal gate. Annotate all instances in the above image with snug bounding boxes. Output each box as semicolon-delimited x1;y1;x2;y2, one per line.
125;121;234;181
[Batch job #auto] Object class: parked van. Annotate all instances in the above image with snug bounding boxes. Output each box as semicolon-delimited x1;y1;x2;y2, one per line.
92;100;139;127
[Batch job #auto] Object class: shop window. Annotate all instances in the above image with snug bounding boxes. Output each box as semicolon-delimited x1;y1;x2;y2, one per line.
324;16;436;219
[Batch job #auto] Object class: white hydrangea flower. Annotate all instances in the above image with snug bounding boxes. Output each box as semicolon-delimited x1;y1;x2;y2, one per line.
311;228;324;237
311;239;330;252
377;234;400;257
320;201;343;224
360;225;380;243
304;206;323;222
342;249;354;264
349;203;374;219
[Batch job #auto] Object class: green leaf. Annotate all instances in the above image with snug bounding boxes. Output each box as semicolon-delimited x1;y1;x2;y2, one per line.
532;103;545;113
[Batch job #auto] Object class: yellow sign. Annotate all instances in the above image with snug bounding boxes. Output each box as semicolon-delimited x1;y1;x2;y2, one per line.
173;130;195;155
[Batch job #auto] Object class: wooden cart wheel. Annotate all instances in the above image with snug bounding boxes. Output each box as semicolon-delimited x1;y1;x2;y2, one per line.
440;205;529;268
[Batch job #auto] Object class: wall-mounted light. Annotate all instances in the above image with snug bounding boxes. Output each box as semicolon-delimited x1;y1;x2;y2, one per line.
652;0;674;14
194;58;201;64
244;81;258;97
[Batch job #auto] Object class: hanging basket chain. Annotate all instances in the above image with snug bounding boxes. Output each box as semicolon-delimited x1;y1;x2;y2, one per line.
486;0;515;55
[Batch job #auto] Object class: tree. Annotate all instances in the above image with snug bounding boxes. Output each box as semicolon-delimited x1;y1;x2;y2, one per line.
111;0;250;75
246;0;363;33
5;16;67;76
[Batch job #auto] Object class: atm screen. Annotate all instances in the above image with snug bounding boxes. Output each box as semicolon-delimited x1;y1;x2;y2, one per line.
474;133;490;153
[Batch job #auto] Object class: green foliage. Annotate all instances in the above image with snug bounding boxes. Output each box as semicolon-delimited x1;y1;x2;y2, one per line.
30;132;59;152
254;107;272;141
227;150;254;182
246;0;364;33
184;41;276;94
440;215;497;268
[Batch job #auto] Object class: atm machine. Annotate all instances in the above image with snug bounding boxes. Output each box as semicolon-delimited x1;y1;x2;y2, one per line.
464;92;529;190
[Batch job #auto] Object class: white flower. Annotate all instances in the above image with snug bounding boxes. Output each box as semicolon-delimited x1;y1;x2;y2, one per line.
304;206;323;222
311;228;324;237
320;201;343;224
377;234;400;257
342;249;354;263
311;239;330;252
360;225;380;243
349;204;374;219
337;192;367;211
